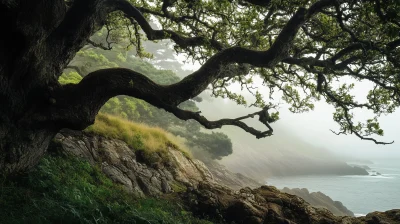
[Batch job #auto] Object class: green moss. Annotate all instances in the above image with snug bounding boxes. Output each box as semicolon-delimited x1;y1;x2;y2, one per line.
58;71;83;84
170;181;188;193
0;154;212;224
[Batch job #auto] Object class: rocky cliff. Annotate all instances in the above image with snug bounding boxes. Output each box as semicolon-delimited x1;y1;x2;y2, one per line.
54;129;214;198
53;130;400;224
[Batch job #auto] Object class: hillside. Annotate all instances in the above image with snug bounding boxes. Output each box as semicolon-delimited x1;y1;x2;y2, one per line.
1;115;398;223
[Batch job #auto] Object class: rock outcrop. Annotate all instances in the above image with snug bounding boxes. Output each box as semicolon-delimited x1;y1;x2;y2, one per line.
53;129;214;198
203;160;262;189
184;182;400;224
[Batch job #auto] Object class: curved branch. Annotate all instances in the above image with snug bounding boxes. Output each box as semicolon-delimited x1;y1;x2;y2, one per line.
113;0;224;50
112;0;335;52
52;68;273;138
330;129;394;145
322;84;394;145
169;107;273;139
166;7;310;102
87;39;113;50
50;0;335;134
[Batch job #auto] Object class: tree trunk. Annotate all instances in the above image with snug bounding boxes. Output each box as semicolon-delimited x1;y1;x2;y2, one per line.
0;126;56;175
0;0;109;175
0;76;59;174
0;0;304;175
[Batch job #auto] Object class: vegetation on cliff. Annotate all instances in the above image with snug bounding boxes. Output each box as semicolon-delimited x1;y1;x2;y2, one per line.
1;1;400;223
85;113;192;162
0;153;212;224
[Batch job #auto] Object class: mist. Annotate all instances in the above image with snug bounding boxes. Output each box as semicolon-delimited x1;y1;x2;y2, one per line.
177;59;400;162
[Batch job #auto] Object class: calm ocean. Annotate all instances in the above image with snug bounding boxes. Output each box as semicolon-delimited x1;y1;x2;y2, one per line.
266;160;400;216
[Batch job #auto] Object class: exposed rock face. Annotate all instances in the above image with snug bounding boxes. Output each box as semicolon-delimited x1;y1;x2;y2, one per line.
204;160;261;189
184;183;400;224
54;129;214;197
281;187;354;217
203;161;358;218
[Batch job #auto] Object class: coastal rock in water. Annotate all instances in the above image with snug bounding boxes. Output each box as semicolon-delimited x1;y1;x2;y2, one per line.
349;164;371;170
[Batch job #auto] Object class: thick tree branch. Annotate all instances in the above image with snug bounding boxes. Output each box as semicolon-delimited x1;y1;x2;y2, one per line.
52;68;273;138
49;0;336;137
167;7;310;102
46;0;114;76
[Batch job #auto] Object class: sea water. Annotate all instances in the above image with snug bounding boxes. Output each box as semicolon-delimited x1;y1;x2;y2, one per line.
266;160;400;216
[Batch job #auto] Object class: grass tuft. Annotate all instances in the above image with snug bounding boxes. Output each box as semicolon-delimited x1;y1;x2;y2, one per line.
85;113;192;165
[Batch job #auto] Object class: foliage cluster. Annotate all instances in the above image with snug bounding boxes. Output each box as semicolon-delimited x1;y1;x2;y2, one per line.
0;154;212;224
100;0;400;144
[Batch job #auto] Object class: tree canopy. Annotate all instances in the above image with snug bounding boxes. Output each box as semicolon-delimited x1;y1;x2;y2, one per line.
80;0;400;144
1;0;400;174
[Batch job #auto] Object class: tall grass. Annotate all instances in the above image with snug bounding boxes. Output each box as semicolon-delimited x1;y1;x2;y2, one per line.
85;113;192;164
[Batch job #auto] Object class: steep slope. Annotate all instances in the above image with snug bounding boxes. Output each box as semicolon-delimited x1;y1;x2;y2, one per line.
55;129;214;198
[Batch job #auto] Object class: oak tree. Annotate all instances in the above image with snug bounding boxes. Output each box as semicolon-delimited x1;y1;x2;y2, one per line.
0;0;399;174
